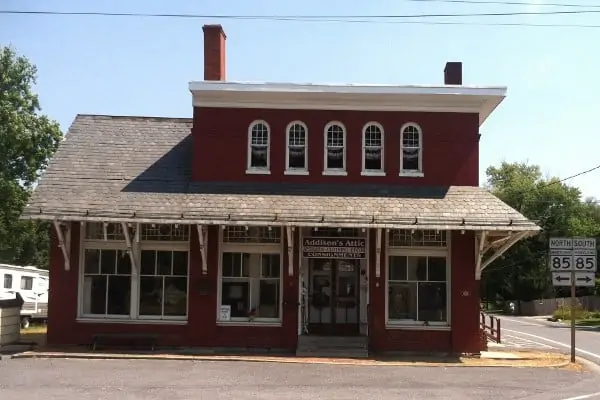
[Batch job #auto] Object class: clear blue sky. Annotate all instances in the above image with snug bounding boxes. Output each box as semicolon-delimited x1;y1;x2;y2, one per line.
2;0;599;199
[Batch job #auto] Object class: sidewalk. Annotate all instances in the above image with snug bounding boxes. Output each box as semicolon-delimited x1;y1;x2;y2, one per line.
6;345;582;369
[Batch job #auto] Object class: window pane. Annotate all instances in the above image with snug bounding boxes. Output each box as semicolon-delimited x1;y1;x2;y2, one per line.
84;249;100;274
157;251;172;275
83;275;107;315
288;147;305;169
261;254;280;278
221;281;249;318
116;250;131;275
222;253;240;277
388;256;406;281
100;250;117;275
428;257;446;281
418;282;446;322
140;250;156;275
250;145;268;168
3;274;12;289
173;251;188;276
388;282;417;320
364;148;381;170
163;277;188;316
407;256;427;281
402;148;420;171
139;276;163;316
326;147;344;169
20;276;33;290
258;280;279;318
106;275;131;315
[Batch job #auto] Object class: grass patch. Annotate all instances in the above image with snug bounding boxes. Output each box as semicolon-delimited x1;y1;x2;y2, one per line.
20;324;47;346
553;306;600;322
575;318;600;327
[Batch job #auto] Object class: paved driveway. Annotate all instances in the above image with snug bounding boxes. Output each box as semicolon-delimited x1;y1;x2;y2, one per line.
0;357;599;399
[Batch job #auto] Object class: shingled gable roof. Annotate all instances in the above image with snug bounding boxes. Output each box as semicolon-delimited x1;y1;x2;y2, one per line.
21;114;539;232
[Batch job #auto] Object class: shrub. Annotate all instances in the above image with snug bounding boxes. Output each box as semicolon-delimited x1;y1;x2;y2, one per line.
553;304;587;320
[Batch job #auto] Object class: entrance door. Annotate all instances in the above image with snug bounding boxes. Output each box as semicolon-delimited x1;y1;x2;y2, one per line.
308;259;360;336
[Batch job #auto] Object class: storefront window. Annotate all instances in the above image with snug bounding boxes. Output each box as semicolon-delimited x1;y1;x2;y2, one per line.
386;230;449;327
79;223;189;321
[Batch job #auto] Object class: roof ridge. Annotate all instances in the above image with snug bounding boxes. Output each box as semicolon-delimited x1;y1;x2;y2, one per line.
76;114;193;122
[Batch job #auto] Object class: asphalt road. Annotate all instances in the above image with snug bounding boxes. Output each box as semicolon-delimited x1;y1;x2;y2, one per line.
0;358;599;400
499;315;600;364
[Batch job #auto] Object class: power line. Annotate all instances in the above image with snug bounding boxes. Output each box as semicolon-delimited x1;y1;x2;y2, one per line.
3;9;600;20
537;164;600;190
405;0;600;8
4;9;600;29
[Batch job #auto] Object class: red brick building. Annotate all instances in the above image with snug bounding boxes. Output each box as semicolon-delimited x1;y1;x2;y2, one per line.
22;24;539;355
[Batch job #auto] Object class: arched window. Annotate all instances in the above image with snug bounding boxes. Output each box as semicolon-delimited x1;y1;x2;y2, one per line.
400;123;423;176
362;122;384;175
247;120;270;174
323;122;346;175
285;121;308;174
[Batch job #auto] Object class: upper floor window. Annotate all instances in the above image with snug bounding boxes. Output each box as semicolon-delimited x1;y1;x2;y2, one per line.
362;122;384;176
400;123;423;177
323;122;346;175
3;274;12;289
247;121;270;174
285;121;308;175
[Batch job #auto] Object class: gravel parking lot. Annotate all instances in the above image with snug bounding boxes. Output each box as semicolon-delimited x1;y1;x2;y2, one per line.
0;357;598;400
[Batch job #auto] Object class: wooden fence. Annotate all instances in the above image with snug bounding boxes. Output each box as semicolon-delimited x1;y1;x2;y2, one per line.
480;312;501;343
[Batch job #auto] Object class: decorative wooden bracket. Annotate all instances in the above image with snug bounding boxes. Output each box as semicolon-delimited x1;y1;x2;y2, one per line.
286;226;294;276
121;222;138;272
476;230;531;280
196;224;208;275
53;220;72;271
375;228;382;278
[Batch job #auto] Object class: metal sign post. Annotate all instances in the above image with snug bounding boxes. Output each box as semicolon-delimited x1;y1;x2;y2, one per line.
549;237;597;363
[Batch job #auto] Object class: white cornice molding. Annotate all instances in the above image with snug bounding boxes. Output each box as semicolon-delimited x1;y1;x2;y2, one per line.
189;81;506;126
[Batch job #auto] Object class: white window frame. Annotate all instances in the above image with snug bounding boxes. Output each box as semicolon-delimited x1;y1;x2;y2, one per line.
246;120;271;175
77;223;190;324
399;122;424;177
284;120;309;175
217;227;284;326
361;122;385;176
385;230;451;330
322;121;347;176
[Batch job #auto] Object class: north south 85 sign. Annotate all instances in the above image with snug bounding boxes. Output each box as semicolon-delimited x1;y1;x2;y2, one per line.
550;255;572;271
573;255;596;271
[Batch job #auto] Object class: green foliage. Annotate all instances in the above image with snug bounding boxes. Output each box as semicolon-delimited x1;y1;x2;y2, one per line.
553;305;600;321
0;46;61;268
481;161;600;304
595;278;600;296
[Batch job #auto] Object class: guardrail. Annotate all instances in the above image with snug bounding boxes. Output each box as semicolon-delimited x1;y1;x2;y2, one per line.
480;312;501;343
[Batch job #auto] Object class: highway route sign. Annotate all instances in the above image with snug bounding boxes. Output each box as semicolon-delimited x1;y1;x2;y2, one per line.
573;272;596;287
549;237;597;273
551;272;572;287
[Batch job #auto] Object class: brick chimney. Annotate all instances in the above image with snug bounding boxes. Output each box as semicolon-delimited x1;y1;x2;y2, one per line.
203;24;226;81
444;62;462;85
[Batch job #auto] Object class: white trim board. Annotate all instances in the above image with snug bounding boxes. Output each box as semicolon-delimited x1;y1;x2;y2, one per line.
189;81;507;126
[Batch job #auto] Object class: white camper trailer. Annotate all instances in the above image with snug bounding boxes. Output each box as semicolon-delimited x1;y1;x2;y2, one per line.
0;264;49;328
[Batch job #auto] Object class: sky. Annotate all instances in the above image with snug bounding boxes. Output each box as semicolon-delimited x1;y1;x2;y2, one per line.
2;0;599;200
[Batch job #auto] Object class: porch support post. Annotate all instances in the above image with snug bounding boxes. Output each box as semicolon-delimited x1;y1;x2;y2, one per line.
286;226;294;276
196;224;208;275
53;220;72;271
121;222;138;272
475;230;487;280
375;228;382;278
480;231;530;274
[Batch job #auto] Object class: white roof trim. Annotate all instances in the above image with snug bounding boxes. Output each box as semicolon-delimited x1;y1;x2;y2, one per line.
188;81;507;126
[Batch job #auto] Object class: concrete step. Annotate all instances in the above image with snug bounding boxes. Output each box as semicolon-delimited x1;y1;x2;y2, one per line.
296;336;369;358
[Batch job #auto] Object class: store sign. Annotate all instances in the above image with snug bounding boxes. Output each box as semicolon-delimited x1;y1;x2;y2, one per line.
302;237;366;259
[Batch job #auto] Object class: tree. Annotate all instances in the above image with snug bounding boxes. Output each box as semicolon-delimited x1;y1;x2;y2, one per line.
481;162;600;308
0;46;62;268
